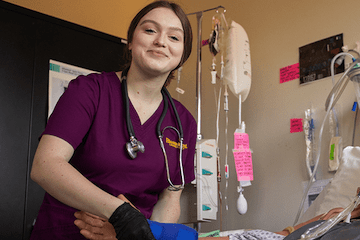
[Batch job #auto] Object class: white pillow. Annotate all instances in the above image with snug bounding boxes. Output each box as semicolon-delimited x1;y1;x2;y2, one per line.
297;146;360;224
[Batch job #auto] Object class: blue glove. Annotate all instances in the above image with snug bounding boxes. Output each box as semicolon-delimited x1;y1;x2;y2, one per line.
148;219;198;240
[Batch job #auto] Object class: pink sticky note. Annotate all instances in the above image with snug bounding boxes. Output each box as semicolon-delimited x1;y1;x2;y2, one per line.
280;63;299;83
234;133;250;150
233;149;253;181
290;118;303;133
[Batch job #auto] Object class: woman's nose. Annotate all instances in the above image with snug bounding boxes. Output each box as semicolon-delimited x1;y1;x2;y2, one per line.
153;34;166;47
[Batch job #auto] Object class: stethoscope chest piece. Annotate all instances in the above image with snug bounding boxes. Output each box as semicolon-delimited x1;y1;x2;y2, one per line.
126;136;145;159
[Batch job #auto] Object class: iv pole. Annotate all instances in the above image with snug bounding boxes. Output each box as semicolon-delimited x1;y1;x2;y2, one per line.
187;5;226;231
187;6;225;141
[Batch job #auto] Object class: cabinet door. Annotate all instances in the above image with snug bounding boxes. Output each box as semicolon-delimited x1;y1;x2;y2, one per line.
0;6;36;240
23;14;125;240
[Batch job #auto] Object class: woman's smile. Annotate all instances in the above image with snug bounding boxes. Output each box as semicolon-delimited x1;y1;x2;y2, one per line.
148;49;168;58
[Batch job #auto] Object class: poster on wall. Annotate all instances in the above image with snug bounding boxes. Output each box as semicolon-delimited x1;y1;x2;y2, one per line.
48;59;98;118
299;34;344;85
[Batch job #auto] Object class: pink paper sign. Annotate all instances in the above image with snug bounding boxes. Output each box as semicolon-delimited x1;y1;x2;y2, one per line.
290;118;303;133
233;149;253;181
280;63;299;83
234;133;250;150
233;133;253;181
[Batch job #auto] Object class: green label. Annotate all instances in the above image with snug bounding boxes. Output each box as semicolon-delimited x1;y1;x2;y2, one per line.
330;144;335;160
49;63;60;72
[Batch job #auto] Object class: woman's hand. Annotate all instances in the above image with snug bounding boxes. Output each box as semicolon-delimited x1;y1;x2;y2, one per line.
74;194;143;240
74;211;116;240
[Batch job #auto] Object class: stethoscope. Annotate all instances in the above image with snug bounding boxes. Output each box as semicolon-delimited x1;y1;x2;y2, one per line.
121;68;185;191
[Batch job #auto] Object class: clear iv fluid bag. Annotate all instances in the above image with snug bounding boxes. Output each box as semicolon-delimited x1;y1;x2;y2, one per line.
223;21;251;101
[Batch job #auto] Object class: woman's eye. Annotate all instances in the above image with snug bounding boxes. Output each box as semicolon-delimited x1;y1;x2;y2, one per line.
145;29;156;33
170;36;180;41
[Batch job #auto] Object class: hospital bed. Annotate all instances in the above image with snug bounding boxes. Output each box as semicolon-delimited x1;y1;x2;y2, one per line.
297;146;360;225
198;146;360;239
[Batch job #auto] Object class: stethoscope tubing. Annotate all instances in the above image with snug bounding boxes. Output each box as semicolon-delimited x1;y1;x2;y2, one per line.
159;126;185;191
121;68;185;190
121;72;135;139
159;87;185;191
159;87;184;139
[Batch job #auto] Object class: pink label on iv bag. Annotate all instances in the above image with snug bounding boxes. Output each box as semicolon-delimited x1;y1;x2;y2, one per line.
233;149;253;181
234;132;250;149
233;132;253;181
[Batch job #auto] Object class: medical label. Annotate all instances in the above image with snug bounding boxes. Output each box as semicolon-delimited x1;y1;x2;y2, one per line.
280;63;299;83
234;133;250;149
233;133;253;181
290;118;303;133
233;149;253;181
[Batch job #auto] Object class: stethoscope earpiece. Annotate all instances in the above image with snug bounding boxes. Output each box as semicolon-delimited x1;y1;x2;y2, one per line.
126;137;145;159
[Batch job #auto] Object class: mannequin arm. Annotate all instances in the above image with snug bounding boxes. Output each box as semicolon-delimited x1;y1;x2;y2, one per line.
150;187;183;223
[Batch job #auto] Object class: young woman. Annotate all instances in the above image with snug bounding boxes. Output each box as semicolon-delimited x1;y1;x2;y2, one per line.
30;1;195;239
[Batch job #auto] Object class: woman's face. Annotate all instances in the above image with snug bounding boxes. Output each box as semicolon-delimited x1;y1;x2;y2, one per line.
129;7;184;77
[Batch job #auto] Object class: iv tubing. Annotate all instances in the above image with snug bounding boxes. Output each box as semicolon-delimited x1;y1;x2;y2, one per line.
215;83;222;181
300;192;360;240
214;78;223;229
330;53;354;85
176;67;182;100
293;56;360;225
329;52;354;137
325;57;360;111
215;85;222;149
239;95;242;127
224;84;229;171
224;84;229;211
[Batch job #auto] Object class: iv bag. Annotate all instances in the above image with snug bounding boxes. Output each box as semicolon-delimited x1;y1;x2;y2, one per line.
223;21;251;101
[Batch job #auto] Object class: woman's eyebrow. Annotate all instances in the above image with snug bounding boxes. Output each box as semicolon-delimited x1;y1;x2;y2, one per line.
139;19;183;33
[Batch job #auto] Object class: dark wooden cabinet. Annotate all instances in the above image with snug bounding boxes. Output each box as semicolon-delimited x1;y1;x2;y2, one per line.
0;2;126;239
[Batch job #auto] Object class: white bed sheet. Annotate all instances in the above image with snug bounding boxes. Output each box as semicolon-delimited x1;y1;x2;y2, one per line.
297;146;360;225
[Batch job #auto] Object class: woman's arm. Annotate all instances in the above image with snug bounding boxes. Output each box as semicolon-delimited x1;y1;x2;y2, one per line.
31;134;124;219
150;187;183;223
